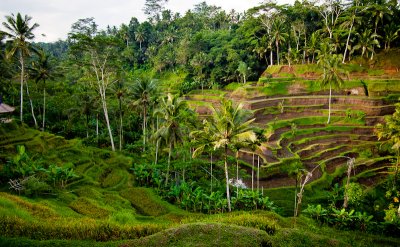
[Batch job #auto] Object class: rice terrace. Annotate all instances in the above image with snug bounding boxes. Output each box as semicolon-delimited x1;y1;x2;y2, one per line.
1;0;400;246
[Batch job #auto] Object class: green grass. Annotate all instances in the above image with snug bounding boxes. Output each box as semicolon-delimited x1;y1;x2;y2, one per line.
120;188;171;217
262;81;291;96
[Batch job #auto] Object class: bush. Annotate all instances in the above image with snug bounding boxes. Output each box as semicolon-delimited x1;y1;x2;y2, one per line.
22;176;52;197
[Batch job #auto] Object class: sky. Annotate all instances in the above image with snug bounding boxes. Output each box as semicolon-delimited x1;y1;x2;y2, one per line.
0;0;294;43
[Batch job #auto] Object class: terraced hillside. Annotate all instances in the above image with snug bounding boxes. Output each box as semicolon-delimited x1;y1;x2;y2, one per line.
186;79;398;195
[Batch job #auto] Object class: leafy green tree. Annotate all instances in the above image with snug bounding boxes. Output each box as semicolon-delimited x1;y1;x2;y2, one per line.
155;93;187;186
383;23;399;50
237;61;250;84
318;53;345;124
69;21;119;151
271;17;288;65
131;77;158;151
192;99;257;212
376;102;400;187
143;0;169;23
352;29;380;60
29;49;56;131
308;31;320;64
134;27;145;50
1;13;39;122
190;52;209;93
340;0;362;63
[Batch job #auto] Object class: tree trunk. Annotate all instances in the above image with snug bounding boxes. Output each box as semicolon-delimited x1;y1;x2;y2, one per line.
42;80;46;131
270;49;273;66
252;153;255;191
210;152;213;193
155;116;159;164
224;145;231;212
143;105;147;151
343;19;354;63
236;150;239;196
276;41;280;65
327;83;332;124
101;96;115;151
257;155;260;190
165;141;172;186
96;113;99;144
19;53;24;123
25;80;38;128
119;98;123;151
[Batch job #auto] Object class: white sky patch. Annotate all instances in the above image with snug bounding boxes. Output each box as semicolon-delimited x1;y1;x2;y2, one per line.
0;0;294;43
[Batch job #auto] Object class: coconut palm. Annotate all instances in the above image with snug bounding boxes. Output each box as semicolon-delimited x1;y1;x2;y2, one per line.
308;31;320;64
134;28;145;50
318;53;345;124
1;13;39;122
155;93;187;186
131;77;158;151
352;29;380;60
29;50;55;131
192;99;257;212
111;80;128;151
271;17;288;65
340;0;362;63
383;23;399;50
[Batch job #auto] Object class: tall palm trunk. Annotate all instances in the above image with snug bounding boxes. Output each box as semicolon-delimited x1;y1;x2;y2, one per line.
25;80;38;128
155;116;159;164
165;141;172;186
257;155;260;190
143;105;147;151
327;83;332;124
252;153;255;191
236;150;239;196
276;41;280;65
210;152;213;193
19;53;24;122
42;80;46;130
119;98;123;151
224;145;232;212
270;49;273;66
343;18;354;63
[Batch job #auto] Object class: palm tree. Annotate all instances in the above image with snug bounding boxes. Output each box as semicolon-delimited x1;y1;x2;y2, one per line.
134;28;145;50
2;13;39;123
318;53;345;124
155;93;187;186
192;99;257;212
271;18;288;65
308;31;320;64
237;61;250;84
366;4;392;56
383;23;399;50
29;50;55;131
340;0;362;63
352;29;380;60
131;77;158;152
190;52;209;94
111;80;128;151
